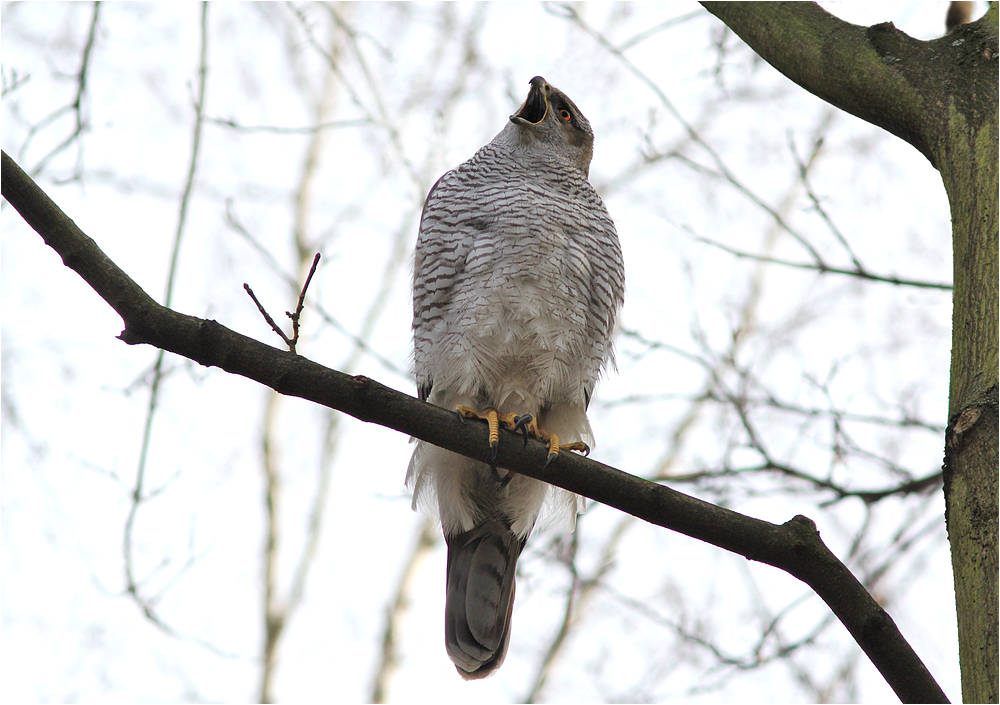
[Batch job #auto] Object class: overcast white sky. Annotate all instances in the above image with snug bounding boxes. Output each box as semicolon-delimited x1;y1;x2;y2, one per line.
2;2;966;702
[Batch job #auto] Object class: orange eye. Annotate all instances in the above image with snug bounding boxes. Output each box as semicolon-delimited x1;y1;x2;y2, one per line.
560;109;571;121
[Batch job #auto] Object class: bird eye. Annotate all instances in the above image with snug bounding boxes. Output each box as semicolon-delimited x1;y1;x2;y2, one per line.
560;109;572;121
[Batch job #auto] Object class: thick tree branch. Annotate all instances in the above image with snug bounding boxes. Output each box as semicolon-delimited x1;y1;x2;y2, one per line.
1;151;948;703
700;2;997;167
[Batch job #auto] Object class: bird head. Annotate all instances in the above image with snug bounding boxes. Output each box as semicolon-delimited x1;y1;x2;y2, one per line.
508;76;595;177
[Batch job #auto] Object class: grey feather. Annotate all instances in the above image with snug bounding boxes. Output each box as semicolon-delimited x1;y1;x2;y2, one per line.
407;76;624;678
444;519;525;678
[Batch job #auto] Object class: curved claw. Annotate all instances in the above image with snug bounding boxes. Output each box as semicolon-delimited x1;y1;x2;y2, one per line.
455;408;468;425
512;414;534;447
489;440;499;464
490;465;512;487
543;440;590;468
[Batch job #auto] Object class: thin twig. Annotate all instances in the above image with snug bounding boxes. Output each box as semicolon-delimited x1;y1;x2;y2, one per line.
369;518;438;703
258;26;347;697
694;235;954;290
206;115;371;133
286;252;322;350
225;202;407;377
243;252;321;354
789;131;865;271
523;532;582;703
289;4;422;186
19;1;101;179
124;0;211;646
617;9;704;50
546;1;825;263
244;283;294;349
1;66;31;97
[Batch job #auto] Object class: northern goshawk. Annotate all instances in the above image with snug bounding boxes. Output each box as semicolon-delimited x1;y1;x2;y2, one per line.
408;75;625;679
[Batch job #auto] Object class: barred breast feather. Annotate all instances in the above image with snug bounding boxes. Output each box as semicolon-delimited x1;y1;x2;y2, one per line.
407;76;624;679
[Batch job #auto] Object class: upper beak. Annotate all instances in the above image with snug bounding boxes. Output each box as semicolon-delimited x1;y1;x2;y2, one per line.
510;76;550;125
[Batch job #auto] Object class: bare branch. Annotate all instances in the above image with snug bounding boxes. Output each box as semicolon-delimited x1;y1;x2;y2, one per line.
617;10;703;51
123;1;210;646
259;391;282;704
699;2;996;167
694;235;954;291
548;1;825;264
225;202;408;377
17;1;101;178
1;65;31;97
1;149;949;704
523;532;582;703
369;518;438;703
243;251;322;354
206;115;372;133
244;282;296;350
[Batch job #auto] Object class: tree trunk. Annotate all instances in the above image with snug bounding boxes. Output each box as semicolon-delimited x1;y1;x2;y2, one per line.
700;3;999;701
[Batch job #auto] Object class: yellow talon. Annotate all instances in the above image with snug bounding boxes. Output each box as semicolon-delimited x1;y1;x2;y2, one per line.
547;433;561;461
542;434;589;467
487;410;499;447
456;406;507;462
456;406;499;438
455;406;589;468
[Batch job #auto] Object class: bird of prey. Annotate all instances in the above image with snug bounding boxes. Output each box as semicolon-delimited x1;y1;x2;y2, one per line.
407;75;624;679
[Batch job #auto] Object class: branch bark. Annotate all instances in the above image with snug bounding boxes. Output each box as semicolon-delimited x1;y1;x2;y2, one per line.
2;150;949;702
700;2;997;165
700;5;999;701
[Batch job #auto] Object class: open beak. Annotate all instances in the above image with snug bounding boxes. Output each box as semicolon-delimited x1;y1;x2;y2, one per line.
511;76;549;125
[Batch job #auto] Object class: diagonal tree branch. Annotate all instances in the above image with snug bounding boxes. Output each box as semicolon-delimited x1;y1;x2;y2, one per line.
1;150;948;704
700;1;977;165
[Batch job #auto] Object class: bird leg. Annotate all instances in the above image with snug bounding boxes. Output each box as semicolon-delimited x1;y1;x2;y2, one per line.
512;414;590;467
456;407;590;469
455;406;520;464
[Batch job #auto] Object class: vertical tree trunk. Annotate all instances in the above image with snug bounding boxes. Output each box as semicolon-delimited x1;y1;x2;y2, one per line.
938;19;1000;696
945;389;998;705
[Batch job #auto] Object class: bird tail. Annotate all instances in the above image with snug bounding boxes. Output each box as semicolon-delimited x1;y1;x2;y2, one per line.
444;519;526;679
